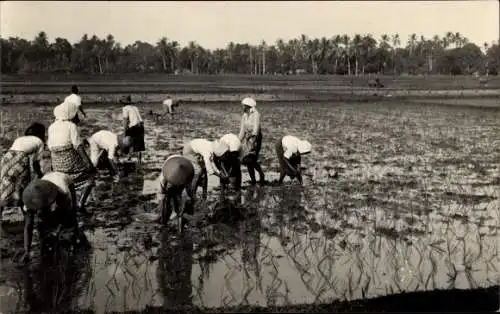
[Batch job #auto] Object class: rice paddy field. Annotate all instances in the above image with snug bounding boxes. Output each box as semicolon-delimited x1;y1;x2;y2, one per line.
0;75;499;313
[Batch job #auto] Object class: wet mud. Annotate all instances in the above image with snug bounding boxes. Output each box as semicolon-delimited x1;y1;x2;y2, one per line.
1;101;499;313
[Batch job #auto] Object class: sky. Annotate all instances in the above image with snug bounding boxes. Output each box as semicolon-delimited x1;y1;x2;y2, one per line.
1;1;499;49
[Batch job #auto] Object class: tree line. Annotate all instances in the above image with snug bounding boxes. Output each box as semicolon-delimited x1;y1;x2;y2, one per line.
1;31;499;76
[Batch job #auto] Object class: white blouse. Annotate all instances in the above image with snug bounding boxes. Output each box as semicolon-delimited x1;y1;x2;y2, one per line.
47;120;81;149
122;105;143;128
88;130;119;166
9;136;44;161
183;139;217;175
220;133;242;152
282;135;301;159
238;109;260;140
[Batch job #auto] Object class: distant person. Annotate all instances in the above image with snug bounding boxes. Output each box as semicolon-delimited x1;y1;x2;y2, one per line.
62;85;86;124
157;155;196;232
162;96;181;115
20;171;90;263
238;97;265;185
83;130;134;182
48;104;95;215
182;138;230;199
275;135;312;185
0;123;46;216
218;133;243;191
120;95;145;165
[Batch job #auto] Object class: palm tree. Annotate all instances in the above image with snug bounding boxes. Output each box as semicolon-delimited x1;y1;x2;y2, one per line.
156;37;169;72
392;34;401;74
361;34;377;74
454;32;462;48
168;40;180;73
227;42;235;73
275;38;286;74
408;33;417;56
187;41;198;74
260;40;267;75
445;31;454;49
104;34;115;72
331;35;342;74
483;42;489;75
33;31;50;71
299;34;309;70
318;37;330;74
341;34;351;75
352;34;362;76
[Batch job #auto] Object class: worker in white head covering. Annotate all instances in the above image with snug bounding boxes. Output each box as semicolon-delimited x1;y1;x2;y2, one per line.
182;138;229;200
53;102;72;121
238;97;265;185
275;135;312;185
48;102;96;215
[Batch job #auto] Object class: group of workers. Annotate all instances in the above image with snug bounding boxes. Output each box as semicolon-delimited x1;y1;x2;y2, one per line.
0;85;312;263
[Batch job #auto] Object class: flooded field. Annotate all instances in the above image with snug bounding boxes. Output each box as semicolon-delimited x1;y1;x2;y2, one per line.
1;100;499;313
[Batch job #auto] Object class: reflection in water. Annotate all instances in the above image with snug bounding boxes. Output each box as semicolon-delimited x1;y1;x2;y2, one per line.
22;243;92;312
157;230;194;308
240;187;265;280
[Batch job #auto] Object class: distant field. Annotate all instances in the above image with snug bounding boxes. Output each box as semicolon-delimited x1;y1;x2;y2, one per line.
1;74;499;107
1;74;499;92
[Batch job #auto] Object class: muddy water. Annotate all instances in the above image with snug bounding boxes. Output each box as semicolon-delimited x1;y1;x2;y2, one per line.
1;178;498;313
1;102;500;313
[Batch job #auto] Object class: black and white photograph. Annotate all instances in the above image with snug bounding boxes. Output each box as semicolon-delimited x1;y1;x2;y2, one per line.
0;1;499;313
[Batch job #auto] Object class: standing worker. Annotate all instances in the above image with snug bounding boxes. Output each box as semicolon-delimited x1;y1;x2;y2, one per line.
238;97;265;185
120;95;145;165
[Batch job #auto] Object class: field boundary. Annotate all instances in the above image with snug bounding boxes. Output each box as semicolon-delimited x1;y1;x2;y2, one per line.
101;285;499;313
1;90;500;107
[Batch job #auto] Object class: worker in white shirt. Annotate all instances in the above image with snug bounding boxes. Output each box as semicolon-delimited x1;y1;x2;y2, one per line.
63;85;87;124
218;133;243;191
21;171;90;263
182;138;230;200
162;96;181;115
84;130;134;182
275;135;312;185
120;95;145;165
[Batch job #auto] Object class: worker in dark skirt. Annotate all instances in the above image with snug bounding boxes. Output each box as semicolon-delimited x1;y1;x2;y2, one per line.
0;123;46;217
275;135;312;185
48;104;96;215
157;155;196;233
20;171;90;263
217;133;243;192
238;97;265;185
120;95;145;165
